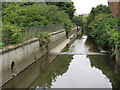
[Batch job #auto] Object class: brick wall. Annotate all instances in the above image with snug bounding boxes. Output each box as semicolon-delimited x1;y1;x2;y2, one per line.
108;1;120;19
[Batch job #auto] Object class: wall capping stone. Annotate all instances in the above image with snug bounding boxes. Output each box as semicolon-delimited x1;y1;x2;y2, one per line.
49;29;66;36
0;38;39;54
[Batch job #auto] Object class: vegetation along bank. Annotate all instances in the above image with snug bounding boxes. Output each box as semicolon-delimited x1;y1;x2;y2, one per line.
84;4;120;58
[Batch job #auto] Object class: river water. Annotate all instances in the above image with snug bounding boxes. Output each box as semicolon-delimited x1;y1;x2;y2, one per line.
2;35;120;89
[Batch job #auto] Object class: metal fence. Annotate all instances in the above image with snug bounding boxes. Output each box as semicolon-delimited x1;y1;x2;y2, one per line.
21;24;65;41
1;24;65;48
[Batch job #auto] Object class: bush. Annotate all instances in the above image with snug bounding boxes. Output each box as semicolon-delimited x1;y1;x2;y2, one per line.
2;22;22;46
2;2;72;30
93;14;118;49
72;15;83;27
84;4;120;58
37;32;50;47
84;4;111;35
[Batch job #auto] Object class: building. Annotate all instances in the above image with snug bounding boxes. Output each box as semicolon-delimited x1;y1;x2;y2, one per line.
108;0;120;19
81;14;88;17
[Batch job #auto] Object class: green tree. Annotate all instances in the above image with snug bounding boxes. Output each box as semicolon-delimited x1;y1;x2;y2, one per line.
2;2;72;29
54;2;76;19
84;4;119;58
84;4;111;35
72;15;83;30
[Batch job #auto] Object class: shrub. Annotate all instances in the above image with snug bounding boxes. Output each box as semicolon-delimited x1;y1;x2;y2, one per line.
84;4;120;58
37;32;50;47
2;22;22;46
84;4;111;35
2;2;72;30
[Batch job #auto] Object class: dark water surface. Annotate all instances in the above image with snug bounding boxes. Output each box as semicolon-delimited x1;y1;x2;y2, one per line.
3;35;120;89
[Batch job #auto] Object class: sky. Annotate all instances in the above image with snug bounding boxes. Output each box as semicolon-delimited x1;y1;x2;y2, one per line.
72;0;108;15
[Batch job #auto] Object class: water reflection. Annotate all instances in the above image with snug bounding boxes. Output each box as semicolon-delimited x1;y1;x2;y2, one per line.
2;54;73;88
30;55;73;88
87;55;120;88
2;54;50;88
50;35;112;88
51;55;112;88
85;36;100;52
68;35;88;54
115;63;120;88
85;36;120;89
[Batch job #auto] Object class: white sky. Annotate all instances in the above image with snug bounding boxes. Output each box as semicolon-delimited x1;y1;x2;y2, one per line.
72;0;108;15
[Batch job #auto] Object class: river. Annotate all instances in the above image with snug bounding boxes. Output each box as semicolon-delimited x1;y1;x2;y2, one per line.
2;35;120;89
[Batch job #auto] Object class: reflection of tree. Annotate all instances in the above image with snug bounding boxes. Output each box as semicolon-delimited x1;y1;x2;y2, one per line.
30;55;73;88
87;55;120;89
85;37;99;52
115;63;120;84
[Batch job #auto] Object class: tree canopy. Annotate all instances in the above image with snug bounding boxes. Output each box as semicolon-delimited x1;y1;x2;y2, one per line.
45;2;76;19
84;4;111;33
72;15;83;27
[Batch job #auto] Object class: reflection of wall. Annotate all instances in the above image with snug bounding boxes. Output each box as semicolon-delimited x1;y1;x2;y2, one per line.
2;54;49;88
2;54;73;88
115;63;120;89
30;55;73;88
116;48;120;66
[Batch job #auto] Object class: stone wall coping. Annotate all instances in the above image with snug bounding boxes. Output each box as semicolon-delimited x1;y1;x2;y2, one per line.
0;38;39;54
49;29;66;36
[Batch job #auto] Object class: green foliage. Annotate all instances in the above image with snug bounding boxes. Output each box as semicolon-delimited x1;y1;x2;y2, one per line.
84;4;111;34
2;2;72;30
72;15;83;27
31;54;73;87
92;14;118;50
87;55;119;88
37;32;50;47
2;22;22;46
46;2;76;20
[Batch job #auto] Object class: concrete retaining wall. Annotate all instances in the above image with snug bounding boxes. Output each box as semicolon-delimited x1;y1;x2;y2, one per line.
0;27;78;86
